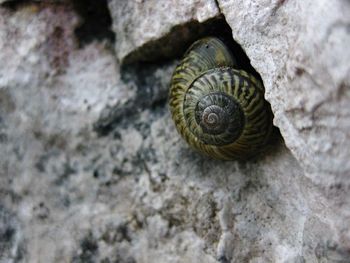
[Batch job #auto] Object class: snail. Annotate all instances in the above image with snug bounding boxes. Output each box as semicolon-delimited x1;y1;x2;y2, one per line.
169;37;273;160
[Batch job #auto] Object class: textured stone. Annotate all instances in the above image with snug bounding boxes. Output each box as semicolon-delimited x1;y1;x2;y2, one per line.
0;0;349;262
216;0;350;260
107;0;220;63
218;0;350;186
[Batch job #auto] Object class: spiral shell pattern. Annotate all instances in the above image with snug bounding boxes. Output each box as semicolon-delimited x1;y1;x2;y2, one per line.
169;37;272;160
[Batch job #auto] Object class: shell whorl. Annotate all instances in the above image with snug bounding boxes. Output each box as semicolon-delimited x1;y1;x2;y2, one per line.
184;72;245;146
169;37;272;160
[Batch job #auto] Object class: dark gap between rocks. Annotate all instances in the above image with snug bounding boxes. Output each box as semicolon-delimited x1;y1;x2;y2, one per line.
122;15;231;65
71;0;115;47
120;15;262;84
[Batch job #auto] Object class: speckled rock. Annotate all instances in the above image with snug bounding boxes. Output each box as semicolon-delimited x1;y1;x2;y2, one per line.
0;205;24;262
0;0;349;263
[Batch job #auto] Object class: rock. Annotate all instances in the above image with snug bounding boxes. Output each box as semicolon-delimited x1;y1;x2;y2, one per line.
0;0;349;262
217;0;350;187
216;0;350;260
107;0;220;63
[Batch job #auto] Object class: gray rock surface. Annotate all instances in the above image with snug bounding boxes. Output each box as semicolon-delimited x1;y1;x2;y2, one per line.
218;2;350;257
0;0;349;263
107;0;220;63
218;0;350;188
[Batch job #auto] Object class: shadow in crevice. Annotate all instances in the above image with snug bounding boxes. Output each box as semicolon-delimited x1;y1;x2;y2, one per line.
122;15;240;65
71;0;115;47
121;15;262;84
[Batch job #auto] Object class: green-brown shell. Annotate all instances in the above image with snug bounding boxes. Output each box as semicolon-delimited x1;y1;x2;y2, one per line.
169;37;272;160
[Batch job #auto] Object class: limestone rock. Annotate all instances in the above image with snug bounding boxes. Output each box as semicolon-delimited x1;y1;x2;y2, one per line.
218;0;350;187
107;0;220;63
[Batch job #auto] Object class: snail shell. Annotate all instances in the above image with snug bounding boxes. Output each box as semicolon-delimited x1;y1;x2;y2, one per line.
169;37;272;160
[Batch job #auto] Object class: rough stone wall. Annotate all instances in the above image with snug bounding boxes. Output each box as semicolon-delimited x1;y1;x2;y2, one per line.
0;0;349;263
